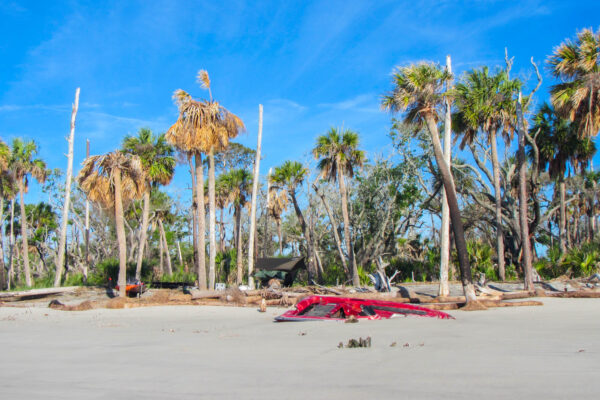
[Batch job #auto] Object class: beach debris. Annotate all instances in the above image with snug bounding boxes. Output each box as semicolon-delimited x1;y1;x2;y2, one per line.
344;315;358;323
390;342;397;347
339;337;371;348
403;343;409;348
259;298;267;312
275;295;454;321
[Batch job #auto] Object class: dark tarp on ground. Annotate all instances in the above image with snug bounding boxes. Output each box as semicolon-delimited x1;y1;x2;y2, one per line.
254;257;306;286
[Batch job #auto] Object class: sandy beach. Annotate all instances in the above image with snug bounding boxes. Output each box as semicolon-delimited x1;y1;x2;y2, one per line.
1;298;598;399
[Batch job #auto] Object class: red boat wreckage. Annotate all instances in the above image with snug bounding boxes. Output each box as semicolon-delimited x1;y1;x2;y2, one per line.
275;295;453;321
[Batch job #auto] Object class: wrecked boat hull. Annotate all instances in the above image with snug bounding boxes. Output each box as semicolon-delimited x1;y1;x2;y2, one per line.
275;295;453;321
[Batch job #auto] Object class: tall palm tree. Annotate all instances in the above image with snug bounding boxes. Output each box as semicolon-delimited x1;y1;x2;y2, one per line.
122;128;175;280
166;71;244;290
453;67;522;281
0;139;12;289
76;151;145;297
313;127;364;286
9;139;47;287
221;169;252;284
382;62;477;303
549;28;600;138
271;161;318;282
531;103;596;253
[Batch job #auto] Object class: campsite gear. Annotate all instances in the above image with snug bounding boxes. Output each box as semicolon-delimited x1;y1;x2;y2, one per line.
275;295;453;321
115;279;146;297
254;257;306;287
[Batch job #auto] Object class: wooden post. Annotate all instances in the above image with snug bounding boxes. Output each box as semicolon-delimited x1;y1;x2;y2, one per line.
54;88;80;287
247;104;263;289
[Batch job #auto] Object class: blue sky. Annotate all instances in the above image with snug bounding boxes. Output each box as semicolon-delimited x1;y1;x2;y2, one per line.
1;0;599;203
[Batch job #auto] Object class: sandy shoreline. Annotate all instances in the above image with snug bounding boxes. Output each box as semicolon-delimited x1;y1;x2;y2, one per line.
1;298;598;399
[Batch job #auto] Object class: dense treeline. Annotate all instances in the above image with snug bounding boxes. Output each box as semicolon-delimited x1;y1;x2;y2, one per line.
1;28;599;295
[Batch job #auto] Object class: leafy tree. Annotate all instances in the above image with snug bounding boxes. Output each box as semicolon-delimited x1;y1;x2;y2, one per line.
122;128;175;279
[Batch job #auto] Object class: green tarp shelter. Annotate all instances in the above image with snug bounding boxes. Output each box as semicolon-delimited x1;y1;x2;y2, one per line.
254;257;306;287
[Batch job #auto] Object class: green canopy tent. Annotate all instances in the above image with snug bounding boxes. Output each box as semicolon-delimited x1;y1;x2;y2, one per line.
254;257;306;287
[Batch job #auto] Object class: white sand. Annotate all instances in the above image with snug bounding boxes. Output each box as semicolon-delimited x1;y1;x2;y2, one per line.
1;298;598;399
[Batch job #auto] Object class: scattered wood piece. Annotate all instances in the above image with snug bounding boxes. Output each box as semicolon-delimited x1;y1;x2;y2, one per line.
500;291;536;300
0;286;80;302
546;291;600;298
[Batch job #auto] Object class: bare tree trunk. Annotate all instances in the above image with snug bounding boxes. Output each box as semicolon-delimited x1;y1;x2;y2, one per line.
439;54;452;297
114;169;128;297
84;141;90;282
425;116;476;303
18;181;32;287
134;190;151;280
247;104;263;289
159;219;172;275
490;129;506;281
194;153;207;290
177;240;184;266
313;184;348;275
516;95;534;291
208;148;217;290
337;165;357;285
54;88;79;287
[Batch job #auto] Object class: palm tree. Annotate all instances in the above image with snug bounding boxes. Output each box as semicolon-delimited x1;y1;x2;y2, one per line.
166;70;244;290
548;28;600;138
271;161;318;282
122;128;175;280
0;139;12;289
531;103;596;253
268;185;288;255
9;139;47;287
382;62;477;303
453;67;522;281
221;169;252;284
76;151;145;297
313;127;364;285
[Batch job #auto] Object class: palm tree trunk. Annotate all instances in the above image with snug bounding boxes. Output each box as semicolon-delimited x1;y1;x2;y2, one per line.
439;55;453;297
159;226;164;275
277;219;283;255
516;98;534;291
177;240;184;267
313;184;349;276
247;104;263;289
0;197;6;289
54;88;79;287
290;192;316;282
18;181;32;287
194;153;207;290
85;139;90;281
490;129;506;281
337;166;357;286
558;177;567;253
159;219;173;275
208;148;217;290
235;205;243;284
113;169;128;297
219;208;224;252
8;198;15;289
135;190;151;280
424;117;476;303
